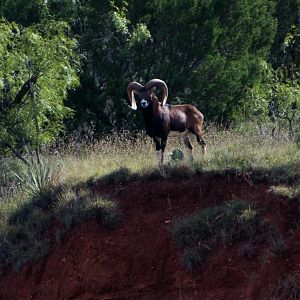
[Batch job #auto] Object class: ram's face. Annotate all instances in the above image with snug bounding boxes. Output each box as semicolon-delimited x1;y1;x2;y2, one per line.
139;89;152;109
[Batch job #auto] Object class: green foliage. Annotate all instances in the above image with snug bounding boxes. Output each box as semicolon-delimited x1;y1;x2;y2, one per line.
53;189;121;229
0;188;55;272
189;0;277;121
0;0;299;133
268;185;299;199
11;159;53;199
173;201;259;248
0;0;49;25
244;62;300;137
170;148;184;161
49;0;279;130
0;182;120;272
270;0;300;68
98;167;137;185
90;198;121;229
172;201;267;270
0;19;79;158
295;131;300;148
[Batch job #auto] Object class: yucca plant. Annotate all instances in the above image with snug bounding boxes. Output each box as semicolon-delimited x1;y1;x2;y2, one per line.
12;158;53;200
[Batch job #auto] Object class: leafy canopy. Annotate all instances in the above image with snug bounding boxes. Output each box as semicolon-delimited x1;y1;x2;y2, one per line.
0;19;79;157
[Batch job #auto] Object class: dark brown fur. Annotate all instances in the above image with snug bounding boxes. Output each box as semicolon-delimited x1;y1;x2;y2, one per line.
139;90;206;165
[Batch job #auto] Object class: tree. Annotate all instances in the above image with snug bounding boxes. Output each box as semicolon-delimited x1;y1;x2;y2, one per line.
185;0;277;123
243;61;300;138
0;0;49;26
0;19;79;161
270;0;300;68
61;0;277;130
0;0;287;134
63;0;152;132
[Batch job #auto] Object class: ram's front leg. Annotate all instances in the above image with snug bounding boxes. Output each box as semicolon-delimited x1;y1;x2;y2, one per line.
154;136;168;178
153;136;163;169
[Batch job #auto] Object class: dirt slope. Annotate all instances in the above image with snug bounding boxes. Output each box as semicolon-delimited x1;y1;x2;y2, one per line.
0;174;299;300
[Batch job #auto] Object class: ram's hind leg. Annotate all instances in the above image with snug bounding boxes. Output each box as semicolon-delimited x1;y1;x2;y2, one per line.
196;134;206;155
190;125;206;156
180;134;194;162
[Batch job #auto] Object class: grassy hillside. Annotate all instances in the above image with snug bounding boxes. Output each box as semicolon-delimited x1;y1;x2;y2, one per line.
0;125;299;272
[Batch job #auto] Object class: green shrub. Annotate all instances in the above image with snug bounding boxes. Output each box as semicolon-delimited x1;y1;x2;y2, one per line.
182;247;207;272
295;132;300;148
99;167;136;185
0;184;120;272
173;201;259;248
170;148;184;161
12;159;54;199
172;201;264;270
89;198;121;229
268;185;299;199
53;189;121;229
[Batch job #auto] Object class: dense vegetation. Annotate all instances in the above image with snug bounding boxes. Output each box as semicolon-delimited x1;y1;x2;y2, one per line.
0;0;299;160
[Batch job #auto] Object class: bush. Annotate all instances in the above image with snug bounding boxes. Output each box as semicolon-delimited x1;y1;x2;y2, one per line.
90;198;121;229
12;159;54;200
172;201;265;270
53;189;121;229
0;184;120;272
268;185;299;199
98;167;136;185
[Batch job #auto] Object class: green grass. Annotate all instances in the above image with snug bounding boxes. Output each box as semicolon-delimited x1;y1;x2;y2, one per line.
53;188;121;229
46;127;300;188
0;179;120;272
2;126;298;191
171;200;277;271
268;185;300;199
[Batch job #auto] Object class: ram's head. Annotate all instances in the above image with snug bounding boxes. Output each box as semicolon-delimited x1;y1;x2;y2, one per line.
127;79;168;110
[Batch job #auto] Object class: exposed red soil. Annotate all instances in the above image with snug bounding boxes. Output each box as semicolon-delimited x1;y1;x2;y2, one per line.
1;174;300;300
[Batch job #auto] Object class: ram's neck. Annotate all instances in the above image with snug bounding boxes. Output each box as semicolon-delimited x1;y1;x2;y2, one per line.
142;97;162;135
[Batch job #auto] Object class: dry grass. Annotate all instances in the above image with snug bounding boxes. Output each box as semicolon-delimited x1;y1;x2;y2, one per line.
53;127;300;186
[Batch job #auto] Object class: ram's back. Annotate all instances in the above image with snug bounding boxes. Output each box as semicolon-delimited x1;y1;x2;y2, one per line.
163;104;204;133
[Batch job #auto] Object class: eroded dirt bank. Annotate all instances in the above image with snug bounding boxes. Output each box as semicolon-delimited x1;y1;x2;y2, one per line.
0;174;299;300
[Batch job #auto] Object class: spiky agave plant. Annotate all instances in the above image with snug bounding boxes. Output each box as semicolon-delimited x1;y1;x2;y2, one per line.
12;158;53;200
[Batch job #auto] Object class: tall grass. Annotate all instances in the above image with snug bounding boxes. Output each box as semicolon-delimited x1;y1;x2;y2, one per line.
50;125;300;186
1;125;299;197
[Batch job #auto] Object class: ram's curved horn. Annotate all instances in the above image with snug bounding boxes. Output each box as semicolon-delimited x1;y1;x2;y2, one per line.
127;82;143;110
145;79;168;106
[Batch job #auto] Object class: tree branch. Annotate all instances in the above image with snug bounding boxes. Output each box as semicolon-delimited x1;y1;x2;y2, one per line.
0;139;30;165
14;75;38;106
